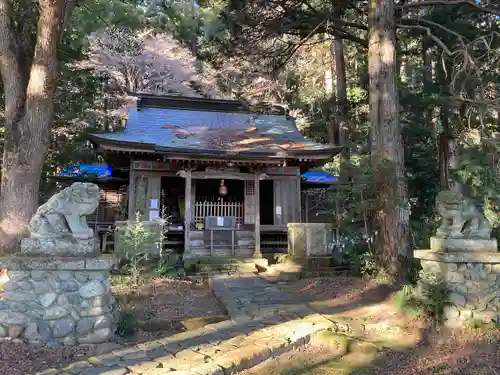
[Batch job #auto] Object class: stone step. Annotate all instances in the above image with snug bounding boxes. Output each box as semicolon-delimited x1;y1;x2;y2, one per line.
45;312;337;375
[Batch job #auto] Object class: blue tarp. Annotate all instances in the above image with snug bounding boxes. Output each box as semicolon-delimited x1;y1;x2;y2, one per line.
56;164;112;178
301;171;337;184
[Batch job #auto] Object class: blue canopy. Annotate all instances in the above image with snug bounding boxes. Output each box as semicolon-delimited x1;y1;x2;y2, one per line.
301;171;337;184
56;164;112;178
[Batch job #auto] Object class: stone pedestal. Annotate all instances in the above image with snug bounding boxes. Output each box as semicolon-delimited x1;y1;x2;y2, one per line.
430;236;497;253
414;250;500;326
0;255;117;348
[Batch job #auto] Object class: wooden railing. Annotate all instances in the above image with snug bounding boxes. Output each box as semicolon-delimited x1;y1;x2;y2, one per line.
193;200;244;225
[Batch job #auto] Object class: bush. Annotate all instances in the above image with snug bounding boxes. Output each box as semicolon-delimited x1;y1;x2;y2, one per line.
395;272;451;322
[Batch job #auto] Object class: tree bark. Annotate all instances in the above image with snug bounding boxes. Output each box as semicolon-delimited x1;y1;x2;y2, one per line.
368;0;410;278
0;0;68;253
333;35;350;180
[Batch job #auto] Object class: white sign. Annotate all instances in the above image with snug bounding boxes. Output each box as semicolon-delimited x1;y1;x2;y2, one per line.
149;210;160;221
217;216;224;226
150;199;159;209
276;206;282;215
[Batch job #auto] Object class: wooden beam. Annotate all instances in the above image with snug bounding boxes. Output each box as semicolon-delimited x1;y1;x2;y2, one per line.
177;170;268;181
184;169;192;258
253;172;262;258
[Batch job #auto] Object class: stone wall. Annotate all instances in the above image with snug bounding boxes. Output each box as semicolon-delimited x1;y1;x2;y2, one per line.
414;250;500;326
0;256;116;348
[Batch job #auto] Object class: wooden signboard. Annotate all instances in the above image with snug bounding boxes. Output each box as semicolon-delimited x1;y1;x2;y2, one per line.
132;160;179;171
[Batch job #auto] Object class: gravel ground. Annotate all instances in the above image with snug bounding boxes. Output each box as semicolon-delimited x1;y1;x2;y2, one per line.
0;276;226;375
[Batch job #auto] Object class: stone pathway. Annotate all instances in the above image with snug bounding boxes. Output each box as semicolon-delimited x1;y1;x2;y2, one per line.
34;273;337;375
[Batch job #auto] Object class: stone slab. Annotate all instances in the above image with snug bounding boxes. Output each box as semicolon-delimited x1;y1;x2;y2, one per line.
0;255;115;270
430;237;497;253
414;250;500;263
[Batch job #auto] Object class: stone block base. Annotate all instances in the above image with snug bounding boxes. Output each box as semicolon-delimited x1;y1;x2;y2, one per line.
21;237;98;256
0;255;116;348
430;236;497;253
414;250;500;326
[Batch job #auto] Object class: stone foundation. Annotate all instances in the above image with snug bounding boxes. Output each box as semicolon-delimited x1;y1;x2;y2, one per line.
0;255;116;348
414;250;500;326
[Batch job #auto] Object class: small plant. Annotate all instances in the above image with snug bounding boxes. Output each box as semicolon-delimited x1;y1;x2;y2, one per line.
118;211;155;288
116;308;137;337
394;271;451;322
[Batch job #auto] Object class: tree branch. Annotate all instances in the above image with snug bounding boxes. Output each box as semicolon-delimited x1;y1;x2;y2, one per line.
396;0;500;16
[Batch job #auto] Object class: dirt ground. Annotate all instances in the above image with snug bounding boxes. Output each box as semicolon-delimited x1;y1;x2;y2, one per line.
236;277;500;375
0;276;226;375
236;328;500;375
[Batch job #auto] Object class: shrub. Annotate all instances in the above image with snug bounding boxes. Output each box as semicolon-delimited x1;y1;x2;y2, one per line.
395;272;451;322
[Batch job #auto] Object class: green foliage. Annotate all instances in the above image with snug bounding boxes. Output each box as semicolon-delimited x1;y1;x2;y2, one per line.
395;272;451;322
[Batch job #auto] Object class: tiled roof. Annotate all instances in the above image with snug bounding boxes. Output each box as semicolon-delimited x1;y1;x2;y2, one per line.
90;106;340;158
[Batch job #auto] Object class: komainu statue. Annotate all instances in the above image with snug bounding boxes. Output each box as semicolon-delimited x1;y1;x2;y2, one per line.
435;190;492;240
21;182;100;255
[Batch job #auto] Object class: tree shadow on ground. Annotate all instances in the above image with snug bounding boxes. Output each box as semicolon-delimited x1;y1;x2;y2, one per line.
278;327;500;375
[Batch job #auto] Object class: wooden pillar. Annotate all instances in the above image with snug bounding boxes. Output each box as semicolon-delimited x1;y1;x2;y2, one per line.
184;169;192;257
253;172;261;258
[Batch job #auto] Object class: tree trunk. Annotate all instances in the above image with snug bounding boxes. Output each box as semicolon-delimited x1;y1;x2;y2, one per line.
333;35;350;180
0;0;68;253
368;0;409;278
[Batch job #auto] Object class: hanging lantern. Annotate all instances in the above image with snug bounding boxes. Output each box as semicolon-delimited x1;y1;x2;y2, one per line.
219;179;228;196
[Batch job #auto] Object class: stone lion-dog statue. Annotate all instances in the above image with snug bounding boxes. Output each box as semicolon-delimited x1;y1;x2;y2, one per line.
435;190;492;240
21;182;100;255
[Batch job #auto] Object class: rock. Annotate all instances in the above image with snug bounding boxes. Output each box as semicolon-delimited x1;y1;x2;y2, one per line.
53;318;75;338
0;311;30;325
24;322;42;341
80;306;110;317
77;328;113;344
77;317;96;335
3;291;36;302
31;271;47;281
8;325;24;338
75;272;90;283
40;292;58;308
58;294;69;305
92;296;109;307
43;306;69;320
0;325;8;337
94;315;113;330
67;292;81;306
46;341;61;349
475;300;488;312
8;302;28;312
7;271;28;282
17;280;32;291
0;301;6;310
79;280;105;299
444;306;460;319
447;272;464;283
38;321;53;341
80;300;92;309
448;264;458;272
88;273;107;282
48;278;62;293
57;271;73;281
62;280;79;292
450;293;466;306
32;280;51;295
61;336;76;346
